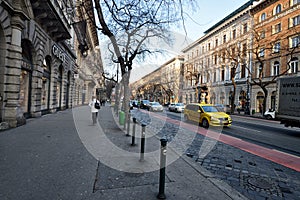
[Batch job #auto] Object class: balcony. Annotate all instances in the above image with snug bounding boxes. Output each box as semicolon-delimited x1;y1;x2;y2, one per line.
30;0;71;41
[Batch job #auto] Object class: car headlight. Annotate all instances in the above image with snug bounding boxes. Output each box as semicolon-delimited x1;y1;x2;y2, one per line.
211;116;219;121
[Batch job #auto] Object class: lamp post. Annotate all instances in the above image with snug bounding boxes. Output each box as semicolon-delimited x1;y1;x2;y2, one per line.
245;77;251;115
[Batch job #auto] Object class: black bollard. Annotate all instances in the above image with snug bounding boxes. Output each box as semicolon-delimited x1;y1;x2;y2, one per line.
157;138;167;199
140;124;146;162
131;117;136;146
126;113;130;137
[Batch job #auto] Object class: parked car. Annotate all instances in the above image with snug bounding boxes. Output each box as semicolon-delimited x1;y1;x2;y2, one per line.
168;103;176;111
264;109;275;120
169;103;185;113
149;102;164;112
215;104;231;114
139;100;150;110
130;100;139;108
184;103;232;128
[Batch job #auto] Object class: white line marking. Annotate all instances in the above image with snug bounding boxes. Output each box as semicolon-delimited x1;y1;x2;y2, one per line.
231;125;261;133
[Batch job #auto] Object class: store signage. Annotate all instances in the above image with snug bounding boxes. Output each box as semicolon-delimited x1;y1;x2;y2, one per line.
52;44;66;63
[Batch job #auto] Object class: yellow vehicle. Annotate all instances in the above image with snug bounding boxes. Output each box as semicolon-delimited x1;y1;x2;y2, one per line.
184;103;232;128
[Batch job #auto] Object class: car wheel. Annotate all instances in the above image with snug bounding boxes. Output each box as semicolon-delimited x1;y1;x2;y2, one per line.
202;119;209;129
265;115;272;120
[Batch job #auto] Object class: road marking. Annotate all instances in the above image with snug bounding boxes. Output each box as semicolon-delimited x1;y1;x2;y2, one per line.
145;110;300;172
231;125;261;132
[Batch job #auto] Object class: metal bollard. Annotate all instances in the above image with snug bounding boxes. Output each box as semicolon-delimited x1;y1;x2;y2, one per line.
131;117;136;146
140;124;146;162
157;138;168;199
126;113;130;137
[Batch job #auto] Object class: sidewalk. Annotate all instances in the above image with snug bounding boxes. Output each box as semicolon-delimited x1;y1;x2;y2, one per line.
0;105;248;200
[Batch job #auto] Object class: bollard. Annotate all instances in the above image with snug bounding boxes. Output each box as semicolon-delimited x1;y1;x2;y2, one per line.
140;124;146;162
157;138;168;199
131;117;136;146
126;113;130;137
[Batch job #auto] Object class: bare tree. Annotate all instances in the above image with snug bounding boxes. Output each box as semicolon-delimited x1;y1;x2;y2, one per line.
249;26;300;114
220;42;247;114
91;0;196;126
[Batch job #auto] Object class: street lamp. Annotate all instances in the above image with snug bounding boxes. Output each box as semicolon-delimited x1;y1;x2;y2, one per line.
245;77;251;115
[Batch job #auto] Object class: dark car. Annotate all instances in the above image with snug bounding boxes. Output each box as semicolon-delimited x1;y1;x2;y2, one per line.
139;100;150;110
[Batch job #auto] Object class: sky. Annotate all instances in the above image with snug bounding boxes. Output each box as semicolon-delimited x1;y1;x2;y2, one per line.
178;0;250;41
98;0;250;83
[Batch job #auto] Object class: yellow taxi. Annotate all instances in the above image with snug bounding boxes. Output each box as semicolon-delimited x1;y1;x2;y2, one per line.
183;103;232;128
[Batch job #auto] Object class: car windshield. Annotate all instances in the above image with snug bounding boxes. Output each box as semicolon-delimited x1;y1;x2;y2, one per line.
202;105;219;112
176;103;184;106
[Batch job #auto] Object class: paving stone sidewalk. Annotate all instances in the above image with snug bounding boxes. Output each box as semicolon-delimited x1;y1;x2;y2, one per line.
0;105;248;200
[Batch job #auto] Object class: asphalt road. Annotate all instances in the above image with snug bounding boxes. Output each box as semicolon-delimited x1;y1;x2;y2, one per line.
157;109;300;157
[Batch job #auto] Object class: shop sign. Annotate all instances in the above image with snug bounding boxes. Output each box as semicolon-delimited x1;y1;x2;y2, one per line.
52;44;66;63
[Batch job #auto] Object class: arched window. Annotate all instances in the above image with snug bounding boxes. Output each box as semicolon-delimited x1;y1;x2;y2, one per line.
261;13;266;22
275;4;282;15
272;61;280;76
290;57;299;73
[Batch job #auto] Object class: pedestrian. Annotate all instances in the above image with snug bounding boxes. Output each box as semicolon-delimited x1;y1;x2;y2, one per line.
89;96;100;125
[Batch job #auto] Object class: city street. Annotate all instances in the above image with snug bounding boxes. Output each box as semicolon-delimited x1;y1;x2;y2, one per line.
134;108;300;199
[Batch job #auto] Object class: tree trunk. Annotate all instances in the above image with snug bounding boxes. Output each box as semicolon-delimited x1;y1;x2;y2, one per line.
122;71;131;130
230;79;237;114
262;87;268;115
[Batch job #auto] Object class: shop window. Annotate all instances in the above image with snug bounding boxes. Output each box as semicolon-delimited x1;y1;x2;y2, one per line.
41;57;51;111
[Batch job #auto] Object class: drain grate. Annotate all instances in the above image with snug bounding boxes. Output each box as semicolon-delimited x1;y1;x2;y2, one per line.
240;174;283;197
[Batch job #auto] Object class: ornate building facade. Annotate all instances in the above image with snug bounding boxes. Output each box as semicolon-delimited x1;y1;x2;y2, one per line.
0;0;102;128
250;0;300;112
181;1;255;108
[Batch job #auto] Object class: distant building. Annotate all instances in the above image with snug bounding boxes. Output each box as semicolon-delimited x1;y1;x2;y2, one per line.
130;56;184;104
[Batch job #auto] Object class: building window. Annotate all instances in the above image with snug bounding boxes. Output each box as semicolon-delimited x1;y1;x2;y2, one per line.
273;42;280;53
272;61;280;76
242;43;247;57
259;48;265;57
292;15;300;26
208;43;211;50
260;30;265;39
232;29;236;39
274;4;282;15
221;67;225;81
215;39;218;47
292;0;300;6
260;13;266;22
290;57;299;73
213;71;216;82
290;35;300;48
273;23;281;34
223;34;227;43
241;64;246;78
214;55;217;64
243;24;248;34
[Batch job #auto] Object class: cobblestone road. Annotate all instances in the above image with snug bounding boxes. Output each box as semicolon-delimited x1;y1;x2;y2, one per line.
132;109;300;200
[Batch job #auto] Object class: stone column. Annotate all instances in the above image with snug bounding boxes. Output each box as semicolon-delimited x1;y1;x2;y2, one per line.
4;14;25;127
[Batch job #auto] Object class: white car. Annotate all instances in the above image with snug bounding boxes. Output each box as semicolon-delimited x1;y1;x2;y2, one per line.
168;103;176;111
264;109;275;119
169;103;185;113
149;102;164;112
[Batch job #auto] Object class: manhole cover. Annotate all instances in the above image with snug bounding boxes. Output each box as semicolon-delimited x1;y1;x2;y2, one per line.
240;174;282;197
247;177;273;189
